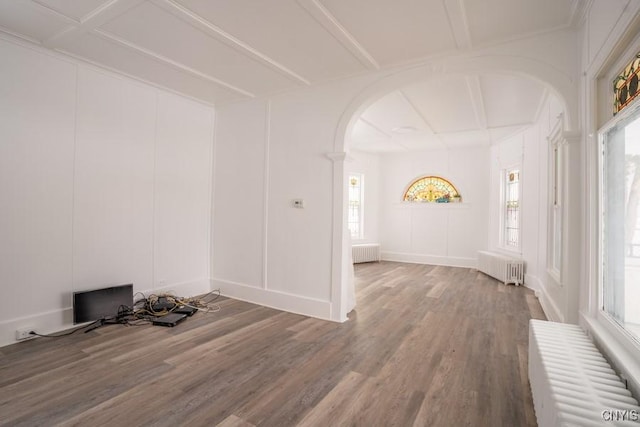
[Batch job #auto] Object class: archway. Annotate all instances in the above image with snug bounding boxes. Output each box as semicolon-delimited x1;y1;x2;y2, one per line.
329;55;578;321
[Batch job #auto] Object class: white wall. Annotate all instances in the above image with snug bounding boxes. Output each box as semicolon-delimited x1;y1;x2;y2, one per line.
489;95;569;320
211;76;374;320
212;100;268;289
346;149;380;244
0;38;214;346
377;148;489;267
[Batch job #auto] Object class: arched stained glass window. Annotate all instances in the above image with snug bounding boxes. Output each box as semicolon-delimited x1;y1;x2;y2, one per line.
403;176;460;202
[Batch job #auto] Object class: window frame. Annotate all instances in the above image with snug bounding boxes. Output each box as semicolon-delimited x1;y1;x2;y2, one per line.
583;8;640;399
598;99;640;350
501;165;522;253
548;119;567;285
348;173;364;240
402;175;461;203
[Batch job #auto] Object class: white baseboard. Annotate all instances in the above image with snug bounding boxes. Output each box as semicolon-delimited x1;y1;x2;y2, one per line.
0;308;73;348
537;285;564;323
381;251;476;268
524;273;542;293
211;278;332;321
0;278;211;348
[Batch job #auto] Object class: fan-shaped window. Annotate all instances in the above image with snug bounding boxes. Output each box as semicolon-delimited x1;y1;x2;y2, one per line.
403;176;461;202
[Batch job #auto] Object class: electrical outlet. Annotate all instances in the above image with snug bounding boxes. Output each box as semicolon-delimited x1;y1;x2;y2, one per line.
16;328;35;341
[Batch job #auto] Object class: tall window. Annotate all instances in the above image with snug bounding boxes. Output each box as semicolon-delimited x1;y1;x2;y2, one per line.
549;126;564;280
348;174;363;239
504;168;520;249
601;105;640;342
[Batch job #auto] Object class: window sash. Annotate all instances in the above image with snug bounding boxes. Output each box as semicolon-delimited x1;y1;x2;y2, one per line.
504;168;521;249
601;105;640;343
348;174;363;239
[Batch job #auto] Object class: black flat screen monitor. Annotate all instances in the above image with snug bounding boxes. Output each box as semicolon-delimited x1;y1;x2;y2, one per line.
73;284;133;324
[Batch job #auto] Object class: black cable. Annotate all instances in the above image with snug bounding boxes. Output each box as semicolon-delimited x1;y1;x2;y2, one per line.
30;291;221;337
29;319;103;337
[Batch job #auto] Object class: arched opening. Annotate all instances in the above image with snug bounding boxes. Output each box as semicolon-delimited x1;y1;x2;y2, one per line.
331;57;577;321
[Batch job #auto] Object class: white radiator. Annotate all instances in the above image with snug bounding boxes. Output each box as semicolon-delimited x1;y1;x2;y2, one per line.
477;250;524;286
529;319;640;426
352;243;381;264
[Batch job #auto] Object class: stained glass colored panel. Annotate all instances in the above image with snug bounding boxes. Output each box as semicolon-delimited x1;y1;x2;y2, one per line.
505;169;520;248
614;52;640;115
348;174;363;238
403;176;460;202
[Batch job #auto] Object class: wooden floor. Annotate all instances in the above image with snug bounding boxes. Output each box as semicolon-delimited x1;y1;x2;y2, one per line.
0;262;546;427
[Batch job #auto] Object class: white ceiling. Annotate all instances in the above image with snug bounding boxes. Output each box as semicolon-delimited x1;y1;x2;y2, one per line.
0;0;582;149
349;73;550;152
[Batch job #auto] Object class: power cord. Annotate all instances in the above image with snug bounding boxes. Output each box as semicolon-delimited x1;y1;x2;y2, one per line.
28;289;223;338
28;319;104;337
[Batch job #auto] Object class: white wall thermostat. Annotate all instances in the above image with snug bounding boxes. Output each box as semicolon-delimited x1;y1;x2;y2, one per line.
292;199;304;208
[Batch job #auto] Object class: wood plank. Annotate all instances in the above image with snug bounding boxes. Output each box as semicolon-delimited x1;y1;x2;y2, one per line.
0;261;544;426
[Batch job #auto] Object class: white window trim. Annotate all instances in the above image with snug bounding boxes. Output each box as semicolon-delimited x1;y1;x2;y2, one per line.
500;165;522;254
348;173;364;241
582;3;640;401
547;117;568;286
592;96;640;398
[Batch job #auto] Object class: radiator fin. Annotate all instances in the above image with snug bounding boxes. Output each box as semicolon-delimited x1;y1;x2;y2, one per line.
477;250;524;285
529;319;640;426
352;244;381;264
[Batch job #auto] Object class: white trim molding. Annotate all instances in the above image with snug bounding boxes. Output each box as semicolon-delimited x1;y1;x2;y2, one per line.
212;278;332;321
537;285;565;323
382;251;476;268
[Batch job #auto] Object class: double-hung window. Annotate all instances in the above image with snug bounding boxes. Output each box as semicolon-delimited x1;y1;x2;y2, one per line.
601;105;640;342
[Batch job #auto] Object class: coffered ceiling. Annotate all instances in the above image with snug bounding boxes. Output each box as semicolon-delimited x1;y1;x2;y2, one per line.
0;0;583;149
348;73;550;152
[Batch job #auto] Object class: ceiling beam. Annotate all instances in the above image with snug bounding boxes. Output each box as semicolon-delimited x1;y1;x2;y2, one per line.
398;90;447;150
92;29;255;98
466;75;488;129
398;90;437;134
465;75;491;144
41;0;147;48
569;0;593;29
153;0;310;86
357;117;392;139
29;0;79;25
444;0;472;50
296;0;379;70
